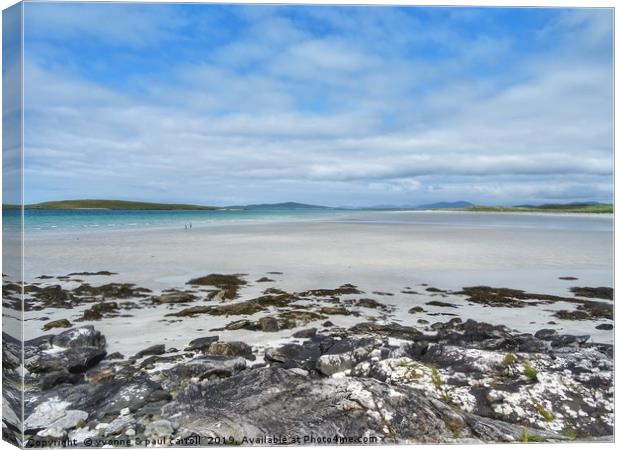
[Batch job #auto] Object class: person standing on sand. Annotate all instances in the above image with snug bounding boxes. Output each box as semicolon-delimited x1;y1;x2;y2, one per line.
185;224;187;230
190;222;192;229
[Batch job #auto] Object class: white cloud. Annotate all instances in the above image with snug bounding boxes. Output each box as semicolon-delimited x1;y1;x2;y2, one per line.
20;5;613;207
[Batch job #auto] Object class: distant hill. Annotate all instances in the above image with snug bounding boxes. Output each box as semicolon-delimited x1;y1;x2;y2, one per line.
513;202;603;209
468;203;612;214
19;200;219;210
416;201;474;210
235;202;330;210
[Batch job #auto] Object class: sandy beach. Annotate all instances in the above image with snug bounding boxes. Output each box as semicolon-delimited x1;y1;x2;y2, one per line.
16;211;613;350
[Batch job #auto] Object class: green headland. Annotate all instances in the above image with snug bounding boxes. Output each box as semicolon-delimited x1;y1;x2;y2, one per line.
8;199;219;210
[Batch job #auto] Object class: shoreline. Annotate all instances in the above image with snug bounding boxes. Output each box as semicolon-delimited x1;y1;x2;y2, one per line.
4;208;613;238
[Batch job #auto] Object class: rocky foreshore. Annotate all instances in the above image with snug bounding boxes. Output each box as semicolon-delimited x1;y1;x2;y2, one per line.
2;272;614;446
2;320;613;446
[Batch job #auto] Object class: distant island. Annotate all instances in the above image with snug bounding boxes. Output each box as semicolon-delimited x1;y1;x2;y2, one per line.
464;202;613;214
1;199;612;214
2;199;330;211
416;201;474;209
235;202;331;210
6;200;219;210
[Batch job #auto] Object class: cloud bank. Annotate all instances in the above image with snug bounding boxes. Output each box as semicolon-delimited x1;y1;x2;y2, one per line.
22;4;613;207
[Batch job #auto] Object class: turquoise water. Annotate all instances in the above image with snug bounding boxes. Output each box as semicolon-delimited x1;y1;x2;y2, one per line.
2;208;612;234
2;208;346;234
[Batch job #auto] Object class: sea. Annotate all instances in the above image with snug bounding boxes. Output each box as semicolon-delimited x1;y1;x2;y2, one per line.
1;207;613;235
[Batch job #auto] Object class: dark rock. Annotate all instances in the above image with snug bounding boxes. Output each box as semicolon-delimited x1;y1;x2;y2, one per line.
257;316;280;332
292;328;317;338
551;335;590;347
298;284;363;297
27;346;107;374
39;369;82;390
160;356;247;390
186;274;247;300
356;298;387;309
595;323;613;330
152;292;197;304
409;306;426;313
79;302;119;321
426;301;458;308
43;319;72;331
208;341;254;360
67;271;117;276
100;378;163;416
224;319;256;330
265;343;321;371
52;326;106;349
457;286;568;308
570;287;613;300
73;283;151;300
534;329;559;341
554;310;590;320
426;287;447;293
256;277;274;283
319;306;351;315
170;293;295;317
350;322;422;340
135;344;166;358
372;291;394;296
185;336;219;352
553;300;612;321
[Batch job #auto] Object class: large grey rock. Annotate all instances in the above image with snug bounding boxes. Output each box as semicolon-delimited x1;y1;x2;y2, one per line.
162;367;561;443
25;398;87;432
27;346;107;374
52;326;106;350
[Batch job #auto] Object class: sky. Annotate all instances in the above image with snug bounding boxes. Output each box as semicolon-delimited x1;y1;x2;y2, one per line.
15;2;614;207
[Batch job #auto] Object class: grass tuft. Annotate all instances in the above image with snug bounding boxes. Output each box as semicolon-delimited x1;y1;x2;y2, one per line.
522;360;539;382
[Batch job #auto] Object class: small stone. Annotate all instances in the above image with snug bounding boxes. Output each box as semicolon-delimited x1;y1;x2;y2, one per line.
144;419;174;438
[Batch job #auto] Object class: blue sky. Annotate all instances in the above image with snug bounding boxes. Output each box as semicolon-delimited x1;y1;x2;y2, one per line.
19;3;613;207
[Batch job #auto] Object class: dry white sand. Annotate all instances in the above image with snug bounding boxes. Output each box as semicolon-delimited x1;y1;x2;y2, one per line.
14;211;614;351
